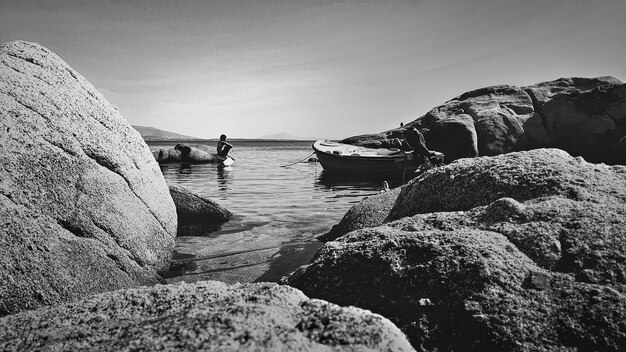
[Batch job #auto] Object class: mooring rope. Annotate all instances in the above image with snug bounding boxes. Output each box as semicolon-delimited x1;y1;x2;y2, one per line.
279;151;316;168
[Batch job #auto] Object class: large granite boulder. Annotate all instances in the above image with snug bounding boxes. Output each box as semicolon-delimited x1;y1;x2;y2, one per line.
153;143;218;163
524;77;626;163
387;148;625;220
324;148;621;242
169;184;233;235
0;41;177;316
342;76;626;164
285;226;626;351
413;85;534;159
421;113;478;162
283;149;626;351
0;281;415;352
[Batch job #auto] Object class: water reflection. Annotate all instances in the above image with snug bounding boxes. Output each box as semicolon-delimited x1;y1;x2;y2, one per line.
315;170;403;191
153;142;403;284
178;163;192;174
217;165;232;192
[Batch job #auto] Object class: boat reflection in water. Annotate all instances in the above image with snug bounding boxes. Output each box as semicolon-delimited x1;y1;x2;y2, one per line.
313;170;405;203
316;170;402;190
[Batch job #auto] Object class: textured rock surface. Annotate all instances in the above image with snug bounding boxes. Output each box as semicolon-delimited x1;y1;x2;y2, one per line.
342;76;626;164
0;281;415;352
319;187;402;242
524;77;626;163
153;143;218;163
387;148;625;220
285;227;626;351
169;184;233;235
425;85;533;158
284;149;626;351
324;148;626;242
0;41;177;316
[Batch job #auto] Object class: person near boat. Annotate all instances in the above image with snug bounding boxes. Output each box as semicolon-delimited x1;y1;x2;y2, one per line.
402;127;444;167
216;134;233;157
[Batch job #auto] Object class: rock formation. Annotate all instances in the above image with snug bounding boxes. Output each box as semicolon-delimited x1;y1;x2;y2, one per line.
169;184;233;235
342;77;626;164
283;149;626;351
0;41;177;316
0;281;415;352
153;143;219;163
387;148;625;219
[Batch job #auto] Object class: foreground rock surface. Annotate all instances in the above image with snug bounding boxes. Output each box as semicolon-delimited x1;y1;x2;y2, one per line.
343;76;626;164
169;184;233;235
0;281;415;352
0;41;177;316
284;149;626;351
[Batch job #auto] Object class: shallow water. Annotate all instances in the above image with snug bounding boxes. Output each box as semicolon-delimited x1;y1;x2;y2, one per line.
150;140;402;284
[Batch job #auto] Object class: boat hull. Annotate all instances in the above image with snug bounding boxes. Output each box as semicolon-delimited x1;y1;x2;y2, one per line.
312;140;419;177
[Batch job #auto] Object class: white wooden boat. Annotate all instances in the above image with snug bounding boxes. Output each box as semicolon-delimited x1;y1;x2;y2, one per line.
312;140;419;177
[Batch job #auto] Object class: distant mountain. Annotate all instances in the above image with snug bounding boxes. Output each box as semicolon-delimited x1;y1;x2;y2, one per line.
258;132;303;140
132;125;198;141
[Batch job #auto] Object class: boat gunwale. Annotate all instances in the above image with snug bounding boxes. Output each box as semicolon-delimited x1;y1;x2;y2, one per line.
312;140;409;161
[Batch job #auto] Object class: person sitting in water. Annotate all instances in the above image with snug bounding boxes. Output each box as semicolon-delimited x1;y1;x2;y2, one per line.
402;127;444;166
216;134;233;157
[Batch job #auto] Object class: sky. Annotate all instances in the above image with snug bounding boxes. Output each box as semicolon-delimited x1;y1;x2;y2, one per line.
1;0;625;139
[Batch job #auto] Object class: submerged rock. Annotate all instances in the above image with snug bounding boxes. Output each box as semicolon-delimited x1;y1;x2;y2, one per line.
283;149;626;351
169;184;233;235
0;41;177;316
342;76;626;164
0;281;415;352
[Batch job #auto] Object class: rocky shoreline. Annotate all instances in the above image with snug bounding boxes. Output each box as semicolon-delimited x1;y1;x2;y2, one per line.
284;149;626;350
342;77;626;165
2;41;625;351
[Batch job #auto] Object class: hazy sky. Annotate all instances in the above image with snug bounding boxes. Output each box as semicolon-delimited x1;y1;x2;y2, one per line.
1;0;625;139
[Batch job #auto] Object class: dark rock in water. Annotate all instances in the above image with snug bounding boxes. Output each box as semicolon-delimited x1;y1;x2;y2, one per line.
319;187;402;242
0;41;177;316
341;76;626;164
153;143;218;163
0;281;415;352
170;185;232;223
169;185;232;235
153;147;182;161
283;149;626;351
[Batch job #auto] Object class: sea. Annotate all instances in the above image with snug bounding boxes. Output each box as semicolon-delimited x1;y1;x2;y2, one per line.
148;139;403;285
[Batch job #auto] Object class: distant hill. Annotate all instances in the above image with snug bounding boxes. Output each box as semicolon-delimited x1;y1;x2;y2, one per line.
132;125;198;141
258;132;303;140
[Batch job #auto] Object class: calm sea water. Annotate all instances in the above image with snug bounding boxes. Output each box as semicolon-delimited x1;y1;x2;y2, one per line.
149;140;400;284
